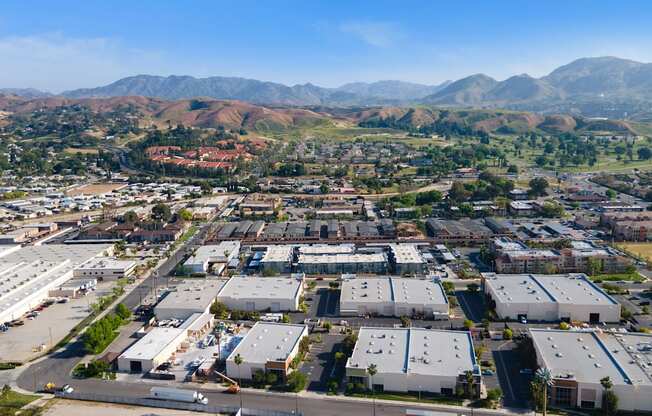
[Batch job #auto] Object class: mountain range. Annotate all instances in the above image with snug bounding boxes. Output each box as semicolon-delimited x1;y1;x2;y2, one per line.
4;57;652;118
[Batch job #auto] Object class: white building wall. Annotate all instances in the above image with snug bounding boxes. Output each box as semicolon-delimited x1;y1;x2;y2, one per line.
557;303;620;323
0;265;73;323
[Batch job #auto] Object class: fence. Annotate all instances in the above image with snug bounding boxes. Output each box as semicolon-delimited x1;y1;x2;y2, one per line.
57;391;302;416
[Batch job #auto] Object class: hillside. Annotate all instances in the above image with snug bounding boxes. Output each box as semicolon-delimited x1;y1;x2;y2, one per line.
0;94;647;136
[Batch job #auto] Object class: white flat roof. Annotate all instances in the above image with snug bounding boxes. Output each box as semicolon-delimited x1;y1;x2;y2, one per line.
297;244;354;255
341;278;446;306
184;241;240;266
298;252;387;264
261;245;294;263
227;322;307;365
347;327;478;377
389;244;426;265
155;280;225;313
218;275;302;301
531;329;652;387
483;273;618;306
119;327;184;361
75;257;136;271
0;244;112;317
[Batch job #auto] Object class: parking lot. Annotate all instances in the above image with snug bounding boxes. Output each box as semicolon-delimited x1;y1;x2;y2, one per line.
0;281;115;363
300;333;342;392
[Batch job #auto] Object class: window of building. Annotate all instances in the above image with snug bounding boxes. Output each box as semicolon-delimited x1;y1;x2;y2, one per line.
554;387;572;407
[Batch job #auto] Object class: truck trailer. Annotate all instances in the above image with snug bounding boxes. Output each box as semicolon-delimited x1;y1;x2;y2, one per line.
149;387;208;405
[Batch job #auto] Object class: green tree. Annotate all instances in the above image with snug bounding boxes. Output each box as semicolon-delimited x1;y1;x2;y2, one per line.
587;257;603;276
152;203;172;222
234;353;244;408
367;364;378;416
637;147;652;160
114;303;131;320
502;328;513;340
122;210;138;223
528;177;549;197
463;319;474;330
600;376;618;415
286;370;307;392
533;368;554;416
178;208;193;222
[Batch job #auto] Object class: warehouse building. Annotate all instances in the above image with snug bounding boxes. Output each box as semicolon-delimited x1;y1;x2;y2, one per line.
117;312;214;373
183;241;241;274
298;252;388;274
0;244;113;323
217;274;304;312
260;245;294;273
389;244;427;275
530;329;652;411
339;277;448;319
73;258;137;280
154;279;225;321
346;327;481;396
482;273;620;323
225;322;309;380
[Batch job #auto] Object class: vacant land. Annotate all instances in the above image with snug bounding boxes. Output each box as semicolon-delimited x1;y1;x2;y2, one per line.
617;243;652;261
63;147;100;155
66;183;127;196
44;399;221;416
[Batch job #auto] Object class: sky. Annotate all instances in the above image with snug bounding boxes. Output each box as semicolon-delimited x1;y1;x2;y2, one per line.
2;0;652;93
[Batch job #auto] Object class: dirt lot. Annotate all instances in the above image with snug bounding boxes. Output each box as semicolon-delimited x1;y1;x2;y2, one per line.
44;398;223;416
66;183;127;196
618;242;652;261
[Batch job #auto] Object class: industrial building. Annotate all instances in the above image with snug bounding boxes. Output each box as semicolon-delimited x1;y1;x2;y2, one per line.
154;279;225;321
482;273;620;323
0;244;113;323
260;245;294;273
73;258;137;280
298;251;388;274
345;327;481;396
339;277;448;319
183;241;241;274
225;322;309;380
117;312;214;373
530;329;652;411
217;274;304;312
388;244;427;275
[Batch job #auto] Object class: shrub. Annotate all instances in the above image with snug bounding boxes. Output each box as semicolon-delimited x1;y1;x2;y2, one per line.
502;328;513;340
463;319;474;330
559;322;570;330
286;371;307;392
115;303;131;320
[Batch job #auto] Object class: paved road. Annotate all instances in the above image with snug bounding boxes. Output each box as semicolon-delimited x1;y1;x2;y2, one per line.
16;219;214;394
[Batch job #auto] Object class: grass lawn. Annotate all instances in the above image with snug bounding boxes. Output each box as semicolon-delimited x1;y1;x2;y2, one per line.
350;391;464;406
617;243;652;262
592;273;646;283
0;388;39;409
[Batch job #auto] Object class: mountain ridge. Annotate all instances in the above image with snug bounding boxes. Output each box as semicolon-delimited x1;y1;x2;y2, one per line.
6;56;652;118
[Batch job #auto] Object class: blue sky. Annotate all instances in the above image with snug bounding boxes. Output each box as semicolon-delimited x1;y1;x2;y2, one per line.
2;0;652;92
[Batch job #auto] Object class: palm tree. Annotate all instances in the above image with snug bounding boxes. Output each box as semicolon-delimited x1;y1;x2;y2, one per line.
367;364;378;416
464;370;476;399
234;353;244;410
534;368;554;416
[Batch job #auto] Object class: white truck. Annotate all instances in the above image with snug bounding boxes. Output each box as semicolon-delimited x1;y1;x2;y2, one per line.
149;387;208;405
